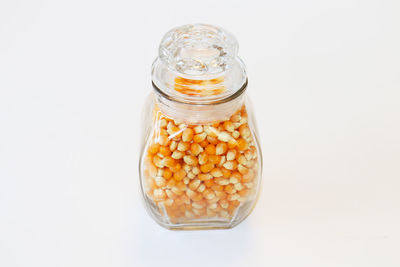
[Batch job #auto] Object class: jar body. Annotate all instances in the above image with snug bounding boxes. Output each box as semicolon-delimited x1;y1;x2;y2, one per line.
139;91;262;230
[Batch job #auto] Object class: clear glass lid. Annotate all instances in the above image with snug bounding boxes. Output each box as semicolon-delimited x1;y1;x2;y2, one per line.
152;24;247;105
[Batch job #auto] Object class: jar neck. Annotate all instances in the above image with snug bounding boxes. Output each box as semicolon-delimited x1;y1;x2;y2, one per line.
151;57;247;105
153;86;247;124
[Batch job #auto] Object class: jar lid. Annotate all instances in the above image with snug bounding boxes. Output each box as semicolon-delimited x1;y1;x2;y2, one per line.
152;24;247;105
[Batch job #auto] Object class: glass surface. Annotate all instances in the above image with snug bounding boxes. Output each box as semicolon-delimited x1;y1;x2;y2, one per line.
139;24;262;230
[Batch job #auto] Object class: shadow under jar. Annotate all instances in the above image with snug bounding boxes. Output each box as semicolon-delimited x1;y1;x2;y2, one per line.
139;24;262;230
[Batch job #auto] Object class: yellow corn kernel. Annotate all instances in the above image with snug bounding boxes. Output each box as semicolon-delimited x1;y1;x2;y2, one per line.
219;199;229;209
217;155;226;167
158;135;169;146
244;149;253;161
180;194;190;205
148;143;160;154
242;170;255;183
183;155;198;166
246;160;256;168
171;186;183;196
205;144;216;155
217;131;232;142
204;180;214;187
183;176;190;184
211;168;223;177
157;168;165;178
212;121;220;128
214;177;230;186
192;193;203;201
153;189;166;201
147;160;157;176
155;176;166;187
182;128;194;142
199;140;209;147
237;138;248;151
207;202;218;210
203;189;216;200
239;124;251;138
170;164;183;176
171;151;184;159
238;189;250;197
173;169;186;181
192;200;206;209
147;178;156;190
174;197;184;206
233;122;241;130
164;157;176;168
159;146;171;157
190;143;204;156
208;155;221;165
193;132;207;143
206;136;218;144
192;166;200;175
206;196;220;204
215;190;227;200
177;141;190;151
224;184;236;194
227;194;240;201
153;155;164;168
204;126;218;138
237;154;247;165
167;125;181;138
221;168;232;178
198;173;213;181
186;189;197;199
223;160;237;170
166;179;175;188
223;121;234;132
169;141;178;151
250;146;257;156
215;142;227;155
160;128;169;136
163;198;174;207
226;149;237;161
163;168;172;179
211;184;224;192
198;152;208;165
227;138;238;149
231;171;242;181
197;184;206;193
193;125;203;134
238;164;249;174
239;116;248;125
189;179;201;191
159;118;168;128
176;181;187;191
200;163;214;173
227;204;237;215
232;130;240;139
183;164;192;173
234;183;245;191
230;114;241;122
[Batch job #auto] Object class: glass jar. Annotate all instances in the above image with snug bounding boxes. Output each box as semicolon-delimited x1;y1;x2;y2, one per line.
139;24;262;230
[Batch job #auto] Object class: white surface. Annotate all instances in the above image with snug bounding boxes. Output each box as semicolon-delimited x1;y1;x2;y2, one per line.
1;0;399;266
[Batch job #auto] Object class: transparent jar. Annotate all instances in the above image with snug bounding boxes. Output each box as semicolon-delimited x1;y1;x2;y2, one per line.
139;24;262;230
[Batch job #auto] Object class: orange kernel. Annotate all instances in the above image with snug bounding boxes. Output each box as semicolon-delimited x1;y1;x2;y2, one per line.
200;163;214;173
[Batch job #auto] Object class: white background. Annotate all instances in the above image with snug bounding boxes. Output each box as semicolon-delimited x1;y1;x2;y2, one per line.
1;0;399;266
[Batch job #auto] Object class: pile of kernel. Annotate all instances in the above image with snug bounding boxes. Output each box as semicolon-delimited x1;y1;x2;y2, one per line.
143;105;258;223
